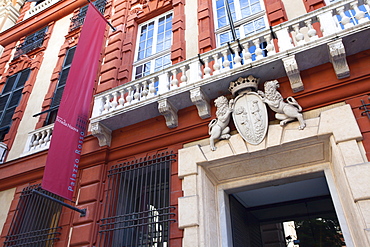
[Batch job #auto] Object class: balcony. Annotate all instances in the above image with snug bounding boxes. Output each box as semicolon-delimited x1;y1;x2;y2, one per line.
22;124;53;157
13;31;46;58
90;0;370;146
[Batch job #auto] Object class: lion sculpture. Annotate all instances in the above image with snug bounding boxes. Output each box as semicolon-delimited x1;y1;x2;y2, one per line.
258;80;306;130
209;96;234;151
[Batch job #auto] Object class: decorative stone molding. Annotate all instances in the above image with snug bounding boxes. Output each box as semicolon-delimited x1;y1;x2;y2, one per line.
91;122;112;147
282;55;304;93
158;99;178;128
328;39;350;79
190;87;210;119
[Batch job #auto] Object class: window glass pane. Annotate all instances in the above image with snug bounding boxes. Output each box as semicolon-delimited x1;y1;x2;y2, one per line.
64;47;76;67
244;17;265;36
135;62;151;79
1;108;14;127
16;70;30;88
219;29;240;46
154;54;171;72
2;76;16;94
0;95;9;112
8;89;22;108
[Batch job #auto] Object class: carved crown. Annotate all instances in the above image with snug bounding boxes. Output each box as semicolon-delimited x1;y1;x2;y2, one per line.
229;75;260;96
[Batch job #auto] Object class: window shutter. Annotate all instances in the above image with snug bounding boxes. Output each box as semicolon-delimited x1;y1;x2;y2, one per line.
0;69;30;139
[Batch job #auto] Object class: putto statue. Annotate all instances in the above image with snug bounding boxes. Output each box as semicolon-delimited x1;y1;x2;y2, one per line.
208;96;234;151
258;80;306;130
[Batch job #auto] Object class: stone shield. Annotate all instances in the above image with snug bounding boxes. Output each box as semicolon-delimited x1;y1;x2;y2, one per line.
232;92;268;145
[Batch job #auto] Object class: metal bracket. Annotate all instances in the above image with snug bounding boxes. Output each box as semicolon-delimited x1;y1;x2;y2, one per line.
359;98;370;119
32;189;87;217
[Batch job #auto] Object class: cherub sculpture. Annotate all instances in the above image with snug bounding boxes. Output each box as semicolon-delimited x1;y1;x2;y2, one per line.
258;80;306;130
208;96;234;151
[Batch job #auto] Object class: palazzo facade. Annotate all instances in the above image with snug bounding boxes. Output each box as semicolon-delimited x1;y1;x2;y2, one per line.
0;0;369;246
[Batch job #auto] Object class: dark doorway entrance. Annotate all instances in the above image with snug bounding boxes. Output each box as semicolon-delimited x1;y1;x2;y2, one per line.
229;176;346;247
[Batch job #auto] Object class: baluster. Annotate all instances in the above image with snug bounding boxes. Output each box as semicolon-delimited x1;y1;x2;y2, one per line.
29;134;36;151
203;57;212;78
232;44;242;67
180;66;188;86
141;80;148;100
44;128;52;146
253;39;263;60
221;50;230;70
111;91;118;110
38;130;46;146
264;35;275;56
98;96;105;115
149;77;157;97
212;54;221;75
351;2;366;24
196;61;202;80
292;24;305;45
102;95;111;114
32;132;41;150
337;7;352;29
133;84;141;103
242;42;252;64
118;89;125;108
170;69;179;88
305;19;318;41
125;87;133;106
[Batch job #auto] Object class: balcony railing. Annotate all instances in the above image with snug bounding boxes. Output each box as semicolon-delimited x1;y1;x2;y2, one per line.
22;124;53;156
90;0;370;134
23;0;62;19
14;32;46;58
70;0;107;31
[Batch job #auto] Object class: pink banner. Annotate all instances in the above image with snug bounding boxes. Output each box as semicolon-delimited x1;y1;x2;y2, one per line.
42;4;106;200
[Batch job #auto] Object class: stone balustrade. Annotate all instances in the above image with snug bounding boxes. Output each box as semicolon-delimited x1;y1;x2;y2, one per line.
91;0;369;122
22;124;53;156
24;0;62;19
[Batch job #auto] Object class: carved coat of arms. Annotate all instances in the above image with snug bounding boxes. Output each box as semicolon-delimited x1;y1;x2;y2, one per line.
229;76;268;145
208;75;306;151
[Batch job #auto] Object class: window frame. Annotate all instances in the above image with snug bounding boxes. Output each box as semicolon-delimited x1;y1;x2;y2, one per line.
212;0;269;46
45;46;76;126
98;151;176;246
132;11;173;80
0;69;30;141
4;185;63;247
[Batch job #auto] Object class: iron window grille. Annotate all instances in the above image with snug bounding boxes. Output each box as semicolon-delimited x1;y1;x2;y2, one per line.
99;151;176;247
0;69;30;141
14;27;48;59
4;185;63;247
44;46;76;125
70;0;107;31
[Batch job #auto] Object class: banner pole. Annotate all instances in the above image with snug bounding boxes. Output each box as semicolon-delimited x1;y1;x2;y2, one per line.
86;0;116;31
32;189;87;217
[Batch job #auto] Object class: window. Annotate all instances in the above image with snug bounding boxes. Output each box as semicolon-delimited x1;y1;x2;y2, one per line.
133;12;173;80
99;152;175;246
45;47;76;125
0;69;30;141
4;185;63;247
14;27;48;59
214;0;267;46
